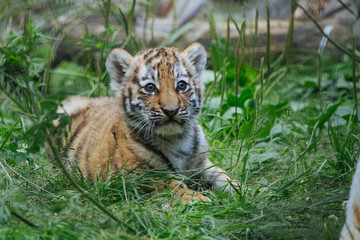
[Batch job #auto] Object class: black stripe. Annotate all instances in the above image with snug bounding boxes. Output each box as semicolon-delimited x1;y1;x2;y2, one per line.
132;76;140;85
145;55;157;65
122;92;143;130
84;147;92;177
127;88;142;113
190;99;197;107
68;120;86;145
197;89;202;108
65;114;88;157
69;108;87;120
187;70;193;79
130;132;175;169
143;49;154;59
155;51;161;59
180;74;189;78
172;150;190;160
192;125;199;155
110;125;119;167
193;108;200;115
127;88;133;111
121;91;128;114
75;141;83;164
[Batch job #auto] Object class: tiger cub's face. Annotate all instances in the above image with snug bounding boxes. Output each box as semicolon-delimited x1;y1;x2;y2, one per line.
106;43;207;137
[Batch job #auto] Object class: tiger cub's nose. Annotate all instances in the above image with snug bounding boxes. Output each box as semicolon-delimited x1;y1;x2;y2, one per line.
160;107;180;117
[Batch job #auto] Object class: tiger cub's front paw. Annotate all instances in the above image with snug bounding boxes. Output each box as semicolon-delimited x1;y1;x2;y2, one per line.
178;192;210;205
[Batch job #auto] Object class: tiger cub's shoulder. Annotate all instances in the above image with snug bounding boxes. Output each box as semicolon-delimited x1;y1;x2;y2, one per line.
57;95;146;178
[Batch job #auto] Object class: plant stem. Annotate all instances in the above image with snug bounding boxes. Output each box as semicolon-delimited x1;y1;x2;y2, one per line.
249;9;259;68
220;58;227;110
151;13;155;47
121;0;137;53
266;0;271;76
143;0;152;42
104;0;111;28
351;23;359;120
209;11;218;44
285;0;295;66
252;93;259;137
129;0;137;53
231;17;245;138
23;0;29;48
337;0;356;16
172;0;177;31
259;57;264;104
294;0;360;62
206;10;218;103
10;207;38;228
225;15;230;61
317;53;322;91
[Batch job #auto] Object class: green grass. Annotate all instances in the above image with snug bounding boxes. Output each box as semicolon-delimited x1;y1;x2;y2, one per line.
1;0;360;239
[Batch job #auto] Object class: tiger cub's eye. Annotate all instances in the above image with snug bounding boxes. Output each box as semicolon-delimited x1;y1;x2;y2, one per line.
177;81;188;92
145;83;156;93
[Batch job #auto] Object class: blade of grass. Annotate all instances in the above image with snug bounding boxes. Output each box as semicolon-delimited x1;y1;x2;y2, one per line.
225;15;230;60
231;17;245;139
219;58;227;110
157;21;201;48
249;9;259;67
240;150;249;195
266;0;272;76
9;206;38;228
259;57;264;104
276;169;311;193
2;159;61;199
317;52;322;91
252;96;259;137
284;0;295;66
351;23;359;120
0;120;19;151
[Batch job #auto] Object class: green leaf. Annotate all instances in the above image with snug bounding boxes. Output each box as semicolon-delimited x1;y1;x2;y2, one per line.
227;89;253;110
308;99;345;128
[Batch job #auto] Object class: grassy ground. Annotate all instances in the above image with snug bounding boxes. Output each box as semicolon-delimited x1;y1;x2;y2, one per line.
1;1;360;239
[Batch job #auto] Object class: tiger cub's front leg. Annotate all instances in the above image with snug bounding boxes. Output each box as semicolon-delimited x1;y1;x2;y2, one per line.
167;180;209;204
201;158;239;191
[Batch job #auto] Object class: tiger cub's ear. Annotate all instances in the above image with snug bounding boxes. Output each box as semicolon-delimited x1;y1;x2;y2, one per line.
106;48;133;95
182;43;207;76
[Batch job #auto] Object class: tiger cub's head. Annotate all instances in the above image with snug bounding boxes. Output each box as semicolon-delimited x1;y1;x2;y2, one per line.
106;43;207;137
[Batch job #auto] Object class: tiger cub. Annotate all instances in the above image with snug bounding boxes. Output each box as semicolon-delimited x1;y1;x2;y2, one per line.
340;159;360;240
57;43;237;204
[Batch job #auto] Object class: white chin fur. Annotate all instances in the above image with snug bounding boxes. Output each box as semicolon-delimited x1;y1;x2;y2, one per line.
154;122;184;136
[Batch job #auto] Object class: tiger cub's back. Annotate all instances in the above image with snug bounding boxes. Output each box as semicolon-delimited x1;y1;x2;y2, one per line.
58;96;145;178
